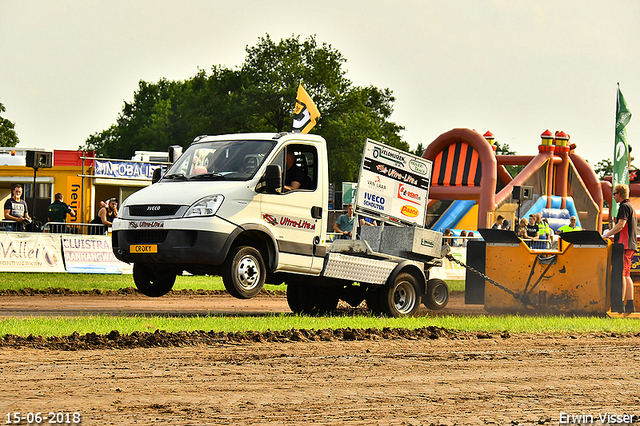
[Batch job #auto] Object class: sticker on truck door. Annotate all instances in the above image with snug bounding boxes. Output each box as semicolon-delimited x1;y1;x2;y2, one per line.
262;213;316;231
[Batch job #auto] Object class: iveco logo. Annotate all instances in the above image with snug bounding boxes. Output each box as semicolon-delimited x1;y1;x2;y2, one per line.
147;206;161;211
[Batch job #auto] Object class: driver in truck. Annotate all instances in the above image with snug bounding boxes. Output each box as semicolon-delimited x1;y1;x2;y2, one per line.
283;150;305;191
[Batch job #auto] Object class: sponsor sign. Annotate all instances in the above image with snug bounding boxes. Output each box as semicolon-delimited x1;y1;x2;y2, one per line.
95;160;163;180
62;235;133;274
355;139;432;227
66;176;82;223
0;233;65;272
262;213;317;231
342;182;357;205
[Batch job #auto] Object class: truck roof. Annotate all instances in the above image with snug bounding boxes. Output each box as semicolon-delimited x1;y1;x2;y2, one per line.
192;132;326;144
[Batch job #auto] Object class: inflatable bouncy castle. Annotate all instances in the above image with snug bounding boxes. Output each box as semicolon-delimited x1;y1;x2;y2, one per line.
422;128;604;234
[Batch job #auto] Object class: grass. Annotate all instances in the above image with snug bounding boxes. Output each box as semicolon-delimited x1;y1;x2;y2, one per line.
1;314;640;338
2;273;639;338
0;273;465;293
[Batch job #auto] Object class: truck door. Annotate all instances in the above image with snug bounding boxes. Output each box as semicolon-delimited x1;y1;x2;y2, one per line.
260;143;324;274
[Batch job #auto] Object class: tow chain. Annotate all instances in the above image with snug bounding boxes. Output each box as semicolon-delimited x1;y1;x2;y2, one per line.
445;253;538;309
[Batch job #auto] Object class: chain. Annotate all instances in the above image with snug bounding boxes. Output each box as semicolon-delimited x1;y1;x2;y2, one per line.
445;253;537;308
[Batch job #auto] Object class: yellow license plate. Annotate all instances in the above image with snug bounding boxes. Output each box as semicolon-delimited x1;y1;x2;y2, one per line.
130;244;158;253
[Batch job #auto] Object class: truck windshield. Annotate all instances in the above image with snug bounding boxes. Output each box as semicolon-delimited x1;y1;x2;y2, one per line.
163;139;276;181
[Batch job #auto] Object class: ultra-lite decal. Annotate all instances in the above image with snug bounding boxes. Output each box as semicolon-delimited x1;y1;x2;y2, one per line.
262;213;316;231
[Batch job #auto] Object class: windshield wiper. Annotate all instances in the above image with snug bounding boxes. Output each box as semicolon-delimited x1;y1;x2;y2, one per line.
163;173;187;180
188;172;227;180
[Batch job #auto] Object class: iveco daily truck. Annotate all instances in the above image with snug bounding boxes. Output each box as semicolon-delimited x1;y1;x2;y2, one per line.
112;132;449;317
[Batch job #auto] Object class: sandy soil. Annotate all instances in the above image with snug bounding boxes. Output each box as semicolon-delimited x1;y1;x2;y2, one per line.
2;292;640;425
0;290;487;317
2;334;640;425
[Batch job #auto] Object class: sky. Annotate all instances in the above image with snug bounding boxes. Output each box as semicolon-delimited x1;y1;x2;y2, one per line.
1;0;639;166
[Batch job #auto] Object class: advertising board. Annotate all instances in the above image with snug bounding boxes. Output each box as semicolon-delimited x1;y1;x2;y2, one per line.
355;139;432;227
0;233;66;272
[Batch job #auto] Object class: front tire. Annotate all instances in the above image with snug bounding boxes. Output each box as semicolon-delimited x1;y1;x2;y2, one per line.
133;263;176;297
222;246;265;299
424;278;449;310
377;272;421;317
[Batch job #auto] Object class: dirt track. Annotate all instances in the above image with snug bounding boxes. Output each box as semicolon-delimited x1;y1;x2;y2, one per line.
2;292;640;425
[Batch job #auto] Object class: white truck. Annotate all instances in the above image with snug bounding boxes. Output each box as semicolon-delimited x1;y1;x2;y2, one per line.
112;132;449;317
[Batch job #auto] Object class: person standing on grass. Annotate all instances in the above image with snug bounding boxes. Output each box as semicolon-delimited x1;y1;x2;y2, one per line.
604;184;637;313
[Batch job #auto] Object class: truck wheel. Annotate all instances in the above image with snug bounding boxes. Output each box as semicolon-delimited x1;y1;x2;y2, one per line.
424;278;449;310
222;246;265;299
286;282;339;315
378;272;421;317
133;263;176;297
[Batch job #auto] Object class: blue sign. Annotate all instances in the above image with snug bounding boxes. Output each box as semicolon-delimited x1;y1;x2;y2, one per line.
95;160;162;180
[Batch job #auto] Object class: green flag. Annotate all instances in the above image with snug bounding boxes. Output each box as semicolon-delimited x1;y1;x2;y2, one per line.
612;84;632;217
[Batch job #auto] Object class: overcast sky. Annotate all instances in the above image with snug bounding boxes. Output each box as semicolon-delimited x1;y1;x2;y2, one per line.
1;1;639;165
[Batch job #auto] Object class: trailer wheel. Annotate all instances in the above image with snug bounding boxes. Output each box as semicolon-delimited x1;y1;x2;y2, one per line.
424;278;449;310
378;272;421;317
222;246;265;299
286;282;339;315
133;263;176;297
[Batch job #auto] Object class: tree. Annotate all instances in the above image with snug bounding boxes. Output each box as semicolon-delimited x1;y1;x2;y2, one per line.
83;34;406;186
494;140;523;178
411;143;426;157
594;158;613;180
0;101;19;147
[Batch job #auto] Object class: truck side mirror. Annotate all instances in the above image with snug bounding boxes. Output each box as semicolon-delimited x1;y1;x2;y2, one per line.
256;165;282;193
151;167;163;184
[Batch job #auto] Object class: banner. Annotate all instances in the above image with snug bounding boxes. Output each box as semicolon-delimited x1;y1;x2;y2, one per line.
94;159;162;180
62;235;132;274
355;139;432;227
342;182;357;205
66;176;82;224
612;84;632;217
292;83;321;134
0;233;66;272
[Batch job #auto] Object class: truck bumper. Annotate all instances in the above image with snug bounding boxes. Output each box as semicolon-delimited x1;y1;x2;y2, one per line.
112;228;233;266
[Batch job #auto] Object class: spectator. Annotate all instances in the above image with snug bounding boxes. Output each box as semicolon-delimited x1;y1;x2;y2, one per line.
558;216;581;234
91;198;118;235
443;228;457;246
460;230;468;247
536;213;551;240
3;183;31;231
492;215;504;230
526;214;539;240
47;193;76;233
333;203;355;239
516;218;528;239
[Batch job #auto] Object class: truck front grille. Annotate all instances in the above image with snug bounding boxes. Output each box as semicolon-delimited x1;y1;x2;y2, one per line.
127;230;169;244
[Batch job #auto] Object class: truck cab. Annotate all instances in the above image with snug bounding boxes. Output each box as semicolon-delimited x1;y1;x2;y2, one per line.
112;132;329;298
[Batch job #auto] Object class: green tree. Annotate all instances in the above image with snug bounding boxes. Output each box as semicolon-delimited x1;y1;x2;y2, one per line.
83;34;406;186
411;143;426;157
494;140;523;178
594;158;613;180
0;101;20;147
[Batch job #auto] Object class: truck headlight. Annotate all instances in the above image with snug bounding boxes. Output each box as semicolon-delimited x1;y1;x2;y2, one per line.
184;195;224;218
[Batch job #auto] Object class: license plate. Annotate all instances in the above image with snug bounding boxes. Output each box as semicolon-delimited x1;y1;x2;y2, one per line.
130;244;158;253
